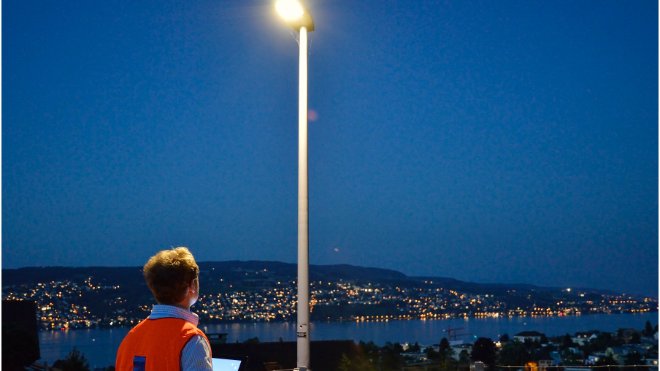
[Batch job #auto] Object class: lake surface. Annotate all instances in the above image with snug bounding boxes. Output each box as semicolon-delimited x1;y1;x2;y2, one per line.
39;312;658;369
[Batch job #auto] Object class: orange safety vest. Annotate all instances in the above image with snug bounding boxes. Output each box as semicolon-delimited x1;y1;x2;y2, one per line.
115;318;210;371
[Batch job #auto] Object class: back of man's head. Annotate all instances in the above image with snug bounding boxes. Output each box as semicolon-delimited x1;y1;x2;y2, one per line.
143;247;199;305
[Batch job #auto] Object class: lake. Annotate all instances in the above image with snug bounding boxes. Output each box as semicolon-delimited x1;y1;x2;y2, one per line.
39;312;658;369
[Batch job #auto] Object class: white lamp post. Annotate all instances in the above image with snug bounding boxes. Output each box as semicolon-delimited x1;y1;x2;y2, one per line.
274;1;314;370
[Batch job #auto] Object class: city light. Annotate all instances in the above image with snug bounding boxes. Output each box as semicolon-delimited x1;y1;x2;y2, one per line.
4;274;655;331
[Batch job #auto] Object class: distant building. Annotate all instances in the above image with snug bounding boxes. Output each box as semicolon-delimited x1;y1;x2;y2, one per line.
548;352;563;366
401;350;428;364
585;352;608;365
470;361;486;371
606;345;648;364
451;343;473;361
514;331;545;343
572;331;599;346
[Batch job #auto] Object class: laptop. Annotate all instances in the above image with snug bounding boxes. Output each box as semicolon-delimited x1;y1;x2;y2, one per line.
211;357;242;371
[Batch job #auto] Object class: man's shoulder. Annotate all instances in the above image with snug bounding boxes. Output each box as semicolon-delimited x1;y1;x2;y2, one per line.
127;317;199;336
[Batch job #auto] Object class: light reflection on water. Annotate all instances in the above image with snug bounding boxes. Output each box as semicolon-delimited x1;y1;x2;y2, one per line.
39;312;658;368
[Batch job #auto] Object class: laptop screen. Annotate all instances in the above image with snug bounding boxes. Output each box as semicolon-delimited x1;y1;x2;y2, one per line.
211;357;242;371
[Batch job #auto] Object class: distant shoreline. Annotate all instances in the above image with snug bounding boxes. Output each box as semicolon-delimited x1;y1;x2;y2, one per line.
36;310;658;333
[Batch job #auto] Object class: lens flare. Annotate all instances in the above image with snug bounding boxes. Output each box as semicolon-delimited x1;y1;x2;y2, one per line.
308;109;318;122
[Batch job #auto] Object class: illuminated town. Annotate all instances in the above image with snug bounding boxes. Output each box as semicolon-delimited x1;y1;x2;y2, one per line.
2;265;656;331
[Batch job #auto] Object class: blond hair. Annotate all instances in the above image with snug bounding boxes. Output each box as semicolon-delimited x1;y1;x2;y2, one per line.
143;247;199;305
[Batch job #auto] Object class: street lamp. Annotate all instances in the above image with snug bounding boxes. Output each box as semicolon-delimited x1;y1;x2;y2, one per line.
274;1;314;370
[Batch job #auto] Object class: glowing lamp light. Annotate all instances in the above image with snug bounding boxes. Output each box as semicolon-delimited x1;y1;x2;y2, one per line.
275;0;314;31
275;0;305;22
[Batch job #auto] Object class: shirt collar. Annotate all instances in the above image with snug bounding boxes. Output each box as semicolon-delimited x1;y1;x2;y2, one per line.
149;304;199;326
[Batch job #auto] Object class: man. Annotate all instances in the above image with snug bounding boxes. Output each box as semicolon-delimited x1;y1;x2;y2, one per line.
116;247;213;371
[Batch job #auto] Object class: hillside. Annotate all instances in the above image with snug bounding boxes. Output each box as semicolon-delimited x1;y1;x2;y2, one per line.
2;261;655;330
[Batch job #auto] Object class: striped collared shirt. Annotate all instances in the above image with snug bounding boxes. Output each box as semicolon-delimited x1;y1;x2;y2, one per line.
148;305;212;371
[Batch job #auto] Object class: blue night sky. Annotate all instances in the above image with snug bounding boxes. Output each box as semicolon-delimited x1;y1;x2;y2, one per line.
4;0;658;296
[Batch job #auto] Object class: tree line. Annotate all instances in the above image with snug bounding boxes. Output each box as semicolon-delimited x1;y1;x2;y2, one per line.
339;321;658;371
